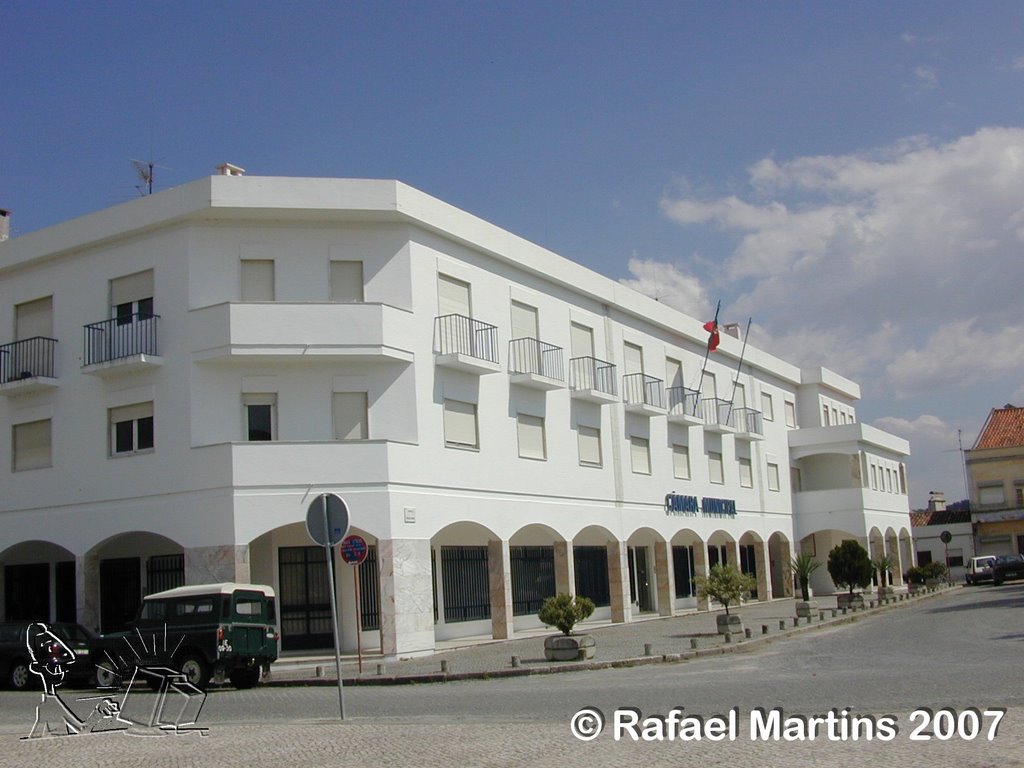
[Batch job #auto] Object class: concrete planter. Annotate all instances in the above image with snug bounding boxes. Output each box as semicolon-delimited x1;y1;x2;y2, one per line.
716;613;743;635
876;587;895;600
908;582;925;594
836;593;865;610
544;633;596;661
795;600;818;618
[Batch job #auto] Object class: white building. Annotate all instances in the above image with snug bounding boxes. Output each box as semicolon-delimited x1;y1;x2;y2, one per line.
0;170;913;658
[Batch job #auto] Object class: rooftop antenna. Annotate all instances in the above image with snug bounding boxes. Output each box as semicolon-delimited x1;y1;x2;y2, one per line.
131;157;170;196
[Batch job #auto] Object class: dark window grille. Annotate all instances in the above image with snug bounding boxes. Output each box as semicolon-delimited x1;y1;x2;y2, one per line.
359;545;380;631
0;337;57;384
441;546;491;623
433;314;498;363
278;546;333;650
509;337;564;381
568;357;617;396
510;546;555;616
83;312;159;366
146;554;184;595
739;543;758;599
573;546;610;607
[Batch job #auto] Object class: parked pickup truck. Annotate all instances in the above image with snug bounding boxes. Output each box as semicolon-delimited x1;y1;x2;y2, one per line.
93;582;278;689
991;554;1024;586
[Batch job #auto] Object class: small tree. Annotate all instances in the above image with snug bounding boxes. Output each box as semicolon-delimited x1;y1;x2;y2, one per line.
920;561;949;582
694;564;757;615
538;594;595;636
791;554;821;602
872;553;896;588
827;541;873;595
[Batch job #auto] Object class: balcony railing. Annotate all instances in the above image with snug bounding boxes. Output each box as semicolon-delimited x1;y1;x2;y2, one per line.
701;397;735;429
433;314;499;364
667;385;700;418
622;373;666;409
569;356;617;397
0;337;57;384
83;313;160;366
732;407;764;437
509;338;564;381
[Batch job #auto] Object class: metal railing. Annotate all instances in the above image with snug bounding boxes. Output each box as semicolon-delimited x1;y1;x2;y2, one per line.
509;337;564;381
568;356;617;397
83;313;160;366
701;397;735;429
0;337;57;384
732;407;764;436
433;314;499;364
667;385;700;417
622;372;666;409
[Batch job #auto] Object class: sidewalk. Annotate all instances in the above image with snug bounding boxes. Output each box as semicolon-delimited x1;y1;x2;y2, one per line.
263;585;957;687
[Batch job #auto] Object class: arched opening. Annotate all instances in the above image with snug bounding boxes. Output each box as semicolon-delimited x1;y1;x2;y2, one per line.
571;525;619;623
797;528;864;595
0;540;76;624
508;524;565;632
625;527;667;616
738;531;768;601
431;521;501;642
669;529;705;611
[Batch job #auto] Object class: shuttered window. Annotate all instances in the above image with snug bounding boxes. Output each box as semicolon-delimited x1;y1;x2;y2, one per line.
241;260;275;301
437;274;471;316
243;394;276;441
630;436;650;475
516;413;546;460
15;297;53;339
979;485;1005;506
330;261;364;302
109;402;154;455
443;399;478;449
665;358;683;388
510;301;538;340
708;451;724;484
672;444;690;480
623;342;643;375
701;371;717;400
110;270;154;307
570;322;594;358
767;462;781;492
333;392;368;440
578;425;602;467
13;419;52;471
739;457;753;488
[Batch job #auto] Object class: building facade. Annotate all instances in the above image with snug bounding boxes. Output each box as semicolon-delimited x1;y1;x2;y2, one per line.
0;172;913;657
966;405;1024;557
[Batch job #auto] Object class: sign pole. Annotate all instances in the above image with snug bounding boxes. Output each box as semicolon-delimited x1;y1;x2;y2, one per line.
353;565;363;674
322;495;346;720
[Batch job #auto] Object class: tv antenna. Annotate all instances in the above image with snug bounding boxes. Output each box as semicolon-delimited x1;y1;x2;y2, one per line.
131;158;170;196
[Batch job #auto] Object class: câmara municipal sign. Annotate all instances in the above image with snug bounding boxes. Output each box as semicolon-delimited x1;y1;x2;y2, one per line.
664;493;737;517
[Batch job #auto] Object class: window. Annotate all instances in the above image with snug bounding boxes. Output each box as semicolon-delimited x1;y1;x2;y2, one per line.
111;270;154;323
708;451;724;484
517;413;546;460
739;457;753;488
784;400;796;427
13;419;51;471
734;382;746;409
511;301;540;341
871;465;878;490
243;394;276;441
623;342;644;375
110;402;154;455
1016;487;1024;508
330;261;364;302
577;425;602;467
701;371;717;400
978;484;1005;506
333;392;368;440
946;548;964;568
15;296;53;339
761;392;774;421
570;323;595;358
672;444;690;480
630;436;650;475
443;399;478;449
791;466;802;492
665;358;683;388
822;404;830;426
241;260;275;301
437;273;471;316
767;462;780;492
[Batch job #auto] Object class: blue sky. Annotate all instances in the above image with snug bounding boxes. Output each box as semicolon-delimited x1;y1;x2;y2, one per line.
4;1;1024;506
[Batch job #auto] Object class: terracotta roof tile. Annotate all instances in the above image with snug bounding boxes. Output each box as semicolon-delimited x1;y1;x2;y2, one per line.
973;405;1024;450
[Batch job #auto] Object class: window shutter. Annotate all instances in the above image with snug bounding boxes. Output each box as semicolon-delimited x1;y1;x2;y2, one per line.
241;260;275;301
15;297;53;339
109;402;154;424
14;420;51;470
672;445;690;479
437;274;471;316
516;414;546;459
630;437;650;474
510;302;539;340
708;451;724;484
623;343;643;375
333;392;368;440
577;425;601;466
330;261;364;302
110;270;154;306
570;323;594;358
443;400;478;447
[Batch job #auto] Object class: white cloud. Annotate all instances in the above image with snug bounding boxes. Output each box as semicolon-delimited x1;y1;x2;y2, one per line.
618;258;712;319
657;127;1024;403
872;413;974;506
913;66;938;89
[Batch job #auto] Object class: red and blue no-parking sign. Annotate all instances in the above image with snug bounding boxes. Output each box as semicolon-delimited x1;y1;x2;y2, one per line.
340;534;368;565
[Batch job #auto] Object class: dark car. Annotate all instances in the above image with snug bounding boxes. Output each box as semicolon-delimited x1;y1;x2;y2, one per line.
93;582;278;689
0;621;100;690
991;554;1024;586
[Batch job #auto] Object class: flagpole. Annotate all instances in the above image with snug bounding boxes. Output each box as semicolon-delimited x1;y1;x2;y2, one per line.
727;317;753;421
694;300;721;415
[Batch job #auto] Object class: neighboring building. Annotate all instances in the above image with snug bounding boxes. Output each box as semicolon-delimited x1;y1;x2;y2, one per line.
966;405;1024;557
910;491;973;582
0;170;913;658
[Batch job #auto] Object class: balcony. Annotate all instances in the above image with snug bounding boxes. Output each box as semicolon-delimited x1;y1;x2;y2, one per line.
508;338;564;390
667;386;702;425
0;337;59;396
701;397;736;433
190;302;415;364
568;356;617;403
434;314;500;374
82;314;163;376
622;373;666;416
732;407;765;440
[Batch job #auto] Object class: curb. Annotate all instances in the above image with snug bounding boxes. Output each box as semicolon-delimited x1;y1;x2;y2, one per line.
261;586;958;688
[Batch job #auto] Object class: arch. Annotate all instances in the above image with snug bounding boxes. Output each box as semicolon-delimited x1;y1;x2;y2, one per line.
0;540;77;625
668;529;706;610
799;528;864;596
508;523;565;546
738;531;768;602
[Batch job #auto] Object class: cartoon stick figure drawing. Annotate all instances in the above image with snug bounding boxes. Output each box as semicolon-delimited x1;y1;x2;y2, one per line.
23;623;121;739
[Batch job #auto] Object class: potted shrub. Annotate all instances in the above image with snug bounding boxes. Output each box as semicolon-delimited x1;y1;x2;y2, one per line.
791;554;821;618
872;553;896;600
906;565;927;593
827;541;873;609
694;564;757;635
921;560;949;589
538;594;596;661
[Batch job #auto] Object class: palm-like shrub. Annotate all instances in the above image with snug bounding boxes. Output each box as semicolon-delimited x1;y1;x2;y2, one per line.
791;554;821;602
